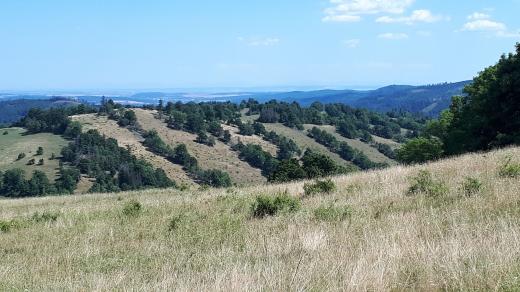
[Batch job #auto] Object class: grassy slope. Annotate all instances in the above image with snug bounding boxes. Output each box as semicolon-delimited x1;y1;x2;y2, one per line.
302;124;397;165
2;147;519;290
71;114;195;188
133;109;268;186
261;123;356;170
0;127;67;181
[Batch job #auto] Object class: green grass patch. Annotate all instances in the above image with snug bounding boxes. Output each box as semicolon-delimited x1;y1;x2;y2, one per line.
407;170;448;197
304;179;336;197
122;200;142;217
314;204;352;222
250;191;301;218
499;157;520;178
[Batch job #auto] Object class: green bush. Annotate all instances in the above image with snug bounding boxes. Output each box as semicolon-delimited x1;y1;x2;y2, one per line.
31;211;60;223
250;191;301;218
303;179;336;197
407;170;448;197
314;204;352;222
499;157;520;178
17;153;26;161
3;131;8;135
122;200;142;217
0;219;24;233
168;214;185;231
461;177;482;197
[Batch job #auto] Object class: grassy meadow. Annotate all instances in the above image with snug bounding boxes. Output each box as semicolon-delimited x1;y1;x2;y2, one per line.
0;127;67;181
0;147;519;290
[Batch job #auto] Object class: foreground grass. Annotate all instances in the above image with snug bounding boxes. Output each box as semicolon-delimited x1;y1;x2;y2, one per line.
0;147;519;290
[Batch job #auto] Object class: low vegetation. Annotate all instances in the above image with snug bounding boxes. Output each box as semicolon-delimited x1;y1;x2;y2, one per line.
0;147;518;290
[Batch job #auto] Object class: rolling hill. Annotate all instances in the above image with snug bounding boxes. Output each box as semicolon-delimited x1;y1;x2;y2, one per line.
1;146;518;290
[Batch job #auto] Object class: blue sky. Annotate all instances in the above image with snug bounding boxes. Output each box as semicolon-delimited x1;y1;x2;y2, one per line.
0;0;519;91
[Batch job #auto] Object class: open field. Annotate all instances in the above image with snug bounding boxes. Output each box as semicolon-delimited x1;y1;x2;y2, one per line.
133;109;267;186
0;127;68;181
71;114;195;187
2;145;518;290
262;123;356;169
303;124;397;165
221;124;278;156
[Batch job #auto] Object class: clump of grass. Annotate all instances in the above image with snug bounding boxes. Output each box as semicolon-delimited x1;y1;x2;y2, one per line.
407;170;448;197
122;200;142;217
0;219;25;233
499;156;520;178
461;177;482;197
314;204;352;222
31;211;60;223
250;191;301;218
168;214;185;231
304;179;336;197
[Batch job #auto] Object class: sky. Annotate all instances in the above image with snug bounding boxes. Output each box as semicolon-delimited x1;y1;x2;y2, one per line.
0;0;519;91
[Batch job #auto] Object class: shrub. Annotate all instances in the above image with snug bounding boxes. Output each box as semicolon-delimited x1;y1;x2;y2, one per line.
3;131;8;135
461;177;482;197
303;179;336;197
31;211;60;223
168;214;185;231
27;158;35;165
17;153;26;161
250;192;301;218
0;219;25;233
314;204;352;222
38;159;45;166
36;147;44;156
499;157;520;178
122;200;142;217
407;170;448;197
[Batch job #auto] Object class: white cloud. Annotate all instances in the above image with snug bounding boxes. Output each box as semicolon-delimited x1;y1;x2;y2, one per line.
238;37;280;47
343;39;361;48
376;9;445;25
461;12;518;37
378;32;409;40
467;12;490;20
322;0;414;22
463;19;506;31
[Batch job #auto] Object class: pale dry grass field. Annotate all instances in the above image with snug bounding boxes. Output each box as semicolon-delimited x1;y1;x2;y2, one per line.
133;109;267;186
0;147;519;291
71;114;195;187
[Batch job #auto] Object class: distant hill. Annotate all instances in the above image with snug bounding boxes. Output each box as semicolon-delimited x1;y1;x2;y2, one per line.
285;81;470;116
0;98;82;124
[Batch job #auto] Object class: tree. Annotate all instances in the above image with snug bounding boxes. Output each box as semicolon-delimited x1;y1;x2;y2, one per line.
64;121;82;138
238;122;255;136
442;44;520;154
199;169;232;188
396;137;444;164
1;169;27;197
36;147;44;156
27;158;36;165
301;150;341;179
269;159;307;183
27;170;52;196
17;153;26;161
38;159;45;166
222;130;232;143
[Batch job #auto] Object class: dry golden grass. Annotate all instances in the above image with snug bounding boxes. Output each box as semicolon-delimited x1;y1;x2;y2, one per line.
303;124;396;165
133;109;266;186
1;147;519;290
71;114;195;187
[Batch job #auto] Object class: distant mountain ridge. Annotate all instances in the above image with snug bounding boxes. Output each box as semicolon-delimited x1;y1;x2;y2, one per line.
0;81;470;122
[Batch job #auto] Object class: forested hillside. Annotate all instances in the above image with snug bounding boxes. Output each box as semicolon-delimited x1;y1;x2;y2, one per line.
0;96;425;197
